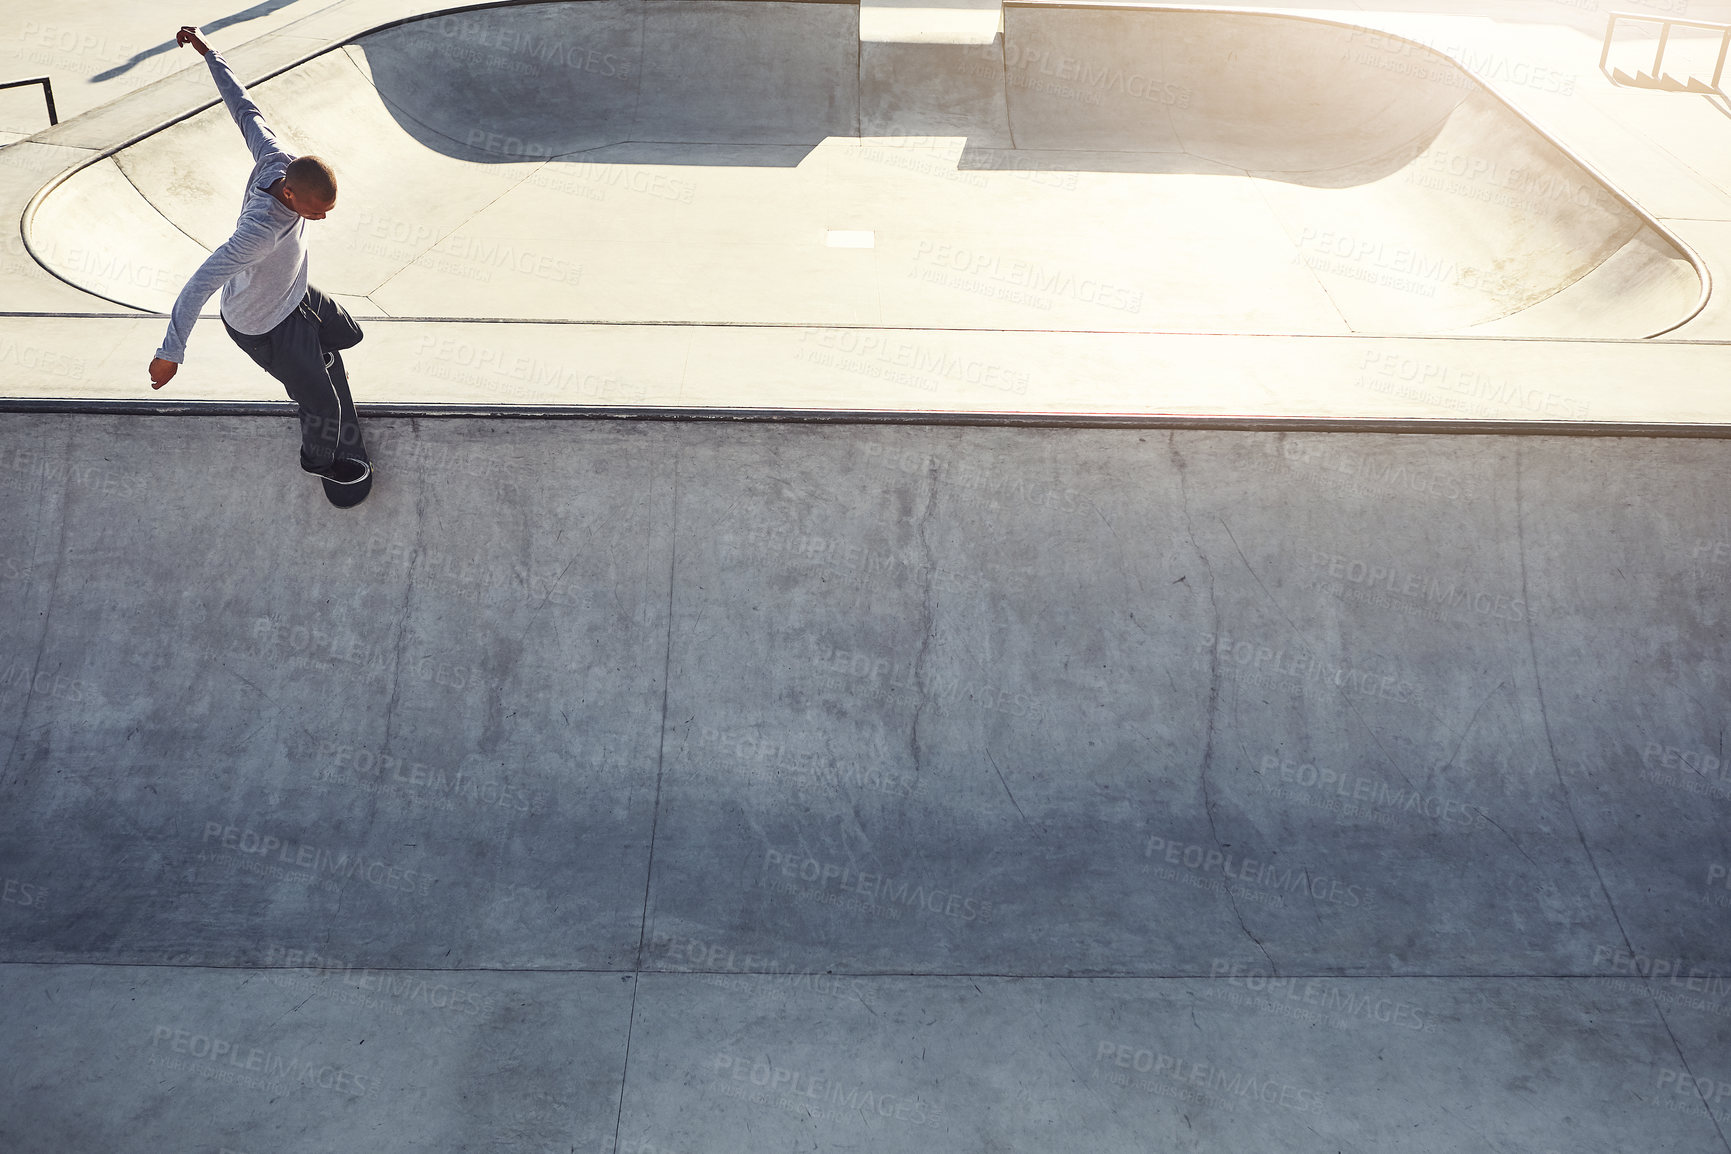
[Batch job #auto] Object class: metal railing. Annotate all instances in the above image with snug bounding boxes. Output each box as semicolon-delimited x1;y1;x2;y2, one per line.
1600;12;1731;90
0;76;57;128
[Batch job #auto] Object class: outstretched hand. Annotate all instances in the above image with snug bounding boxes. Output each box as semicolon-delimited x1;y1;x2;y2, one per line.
176;26;210;55
149;358;178;390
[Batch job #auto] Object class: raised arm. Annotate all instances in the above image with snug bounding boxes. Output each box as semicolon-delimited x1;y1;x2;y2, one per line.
176;26;282;163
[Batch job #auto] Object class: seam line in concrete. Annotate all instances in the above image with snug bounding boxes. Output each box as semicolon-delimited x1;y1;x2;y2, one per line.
0;961;1709;981
5;403;1730;438
635;434;679;967
611;973;640;1154
6;314;1731;346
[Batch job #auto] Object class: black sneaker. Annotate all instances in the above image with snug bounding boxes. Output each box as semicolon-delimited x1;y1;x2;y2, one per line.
329;458;370;485
301;456;371;485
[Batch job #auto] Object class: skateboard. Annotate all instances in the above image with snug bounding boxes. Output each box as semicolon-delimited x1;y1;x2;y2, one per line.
323;466;372;509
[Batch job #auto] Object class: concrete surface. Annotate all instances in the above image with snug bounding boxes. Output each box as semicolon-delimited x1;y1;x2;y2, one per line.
0;413;1728;1151
24;2;1705;339
1;2;1727;423
6;314;1731;431
2;3;1730;1149
861;0;1004;46
0;1;340;132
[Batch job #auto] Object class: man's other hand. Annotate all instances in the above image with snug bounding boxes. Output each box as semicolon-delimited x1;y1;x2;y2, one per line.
176;27;211;55
149;358;178;389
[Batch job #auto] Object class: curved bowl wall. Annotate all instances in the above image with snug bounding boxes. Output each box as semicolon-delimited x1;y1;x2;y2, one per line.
27;1;1704;339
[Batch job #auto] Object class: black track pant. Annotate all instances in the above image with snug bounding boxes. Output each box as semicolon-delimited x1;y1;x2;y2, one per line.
224;285;368;472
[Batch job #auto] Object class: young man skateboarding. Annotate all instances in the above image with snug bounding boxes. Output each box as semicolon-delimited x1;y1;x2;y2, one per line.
147;25;372;507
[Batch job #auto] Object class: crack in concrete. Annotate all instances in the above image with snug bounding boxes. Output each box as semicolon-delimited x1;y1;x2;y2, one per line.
1474;806;1539;870
1513;442;1641;977
1168;435;1276;975
987;746;1034;836
2;419;72;781
907;448;940;781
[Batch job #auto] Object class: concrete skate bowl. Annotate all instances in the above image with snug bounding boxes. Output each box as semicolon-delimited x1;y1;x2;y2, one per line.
26;0;1707;339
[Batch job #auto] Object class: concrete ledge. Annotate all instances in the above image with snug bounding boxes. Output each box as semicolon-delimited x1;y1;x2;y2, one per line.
1;315;1727;431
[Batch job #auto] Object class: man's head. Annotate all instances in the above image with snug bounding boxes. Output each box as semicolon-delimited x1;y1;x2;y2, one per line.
281;155;337;220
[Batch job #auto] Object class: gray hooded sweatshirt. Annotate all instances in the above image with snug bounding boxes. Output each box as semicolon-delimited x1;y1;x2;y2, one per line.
154;49;310;364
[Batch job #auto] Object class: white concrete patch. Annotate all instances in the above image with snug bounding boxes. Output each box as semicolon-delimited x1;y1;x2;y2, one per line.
860;0;1004;46
825;229;876;248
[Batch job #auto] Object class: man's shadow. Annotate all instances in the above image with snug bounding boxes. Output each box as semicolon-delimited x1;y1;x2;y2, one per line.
92;0;301;81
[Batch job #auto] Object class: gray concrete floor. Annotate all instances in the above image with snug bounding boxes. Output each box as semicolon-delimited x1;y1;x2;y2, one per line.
2;1;1730;1150
0;413;1727;1151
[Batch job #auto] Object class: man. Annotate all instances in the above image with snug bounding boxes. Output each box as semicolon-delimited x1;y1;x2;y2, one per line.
148;25;371;506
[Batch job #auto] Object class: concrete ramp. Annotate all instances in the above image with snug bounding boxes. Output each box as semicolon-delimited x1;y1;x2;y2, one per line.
2;412;1730;1149
26;1;1705;339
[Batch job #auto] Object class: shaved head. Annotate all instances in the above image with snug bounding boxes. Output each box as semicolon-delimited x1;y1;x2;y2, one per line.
285;155;337;203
